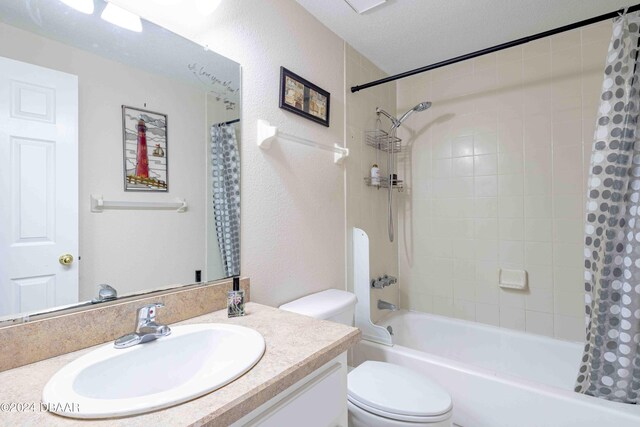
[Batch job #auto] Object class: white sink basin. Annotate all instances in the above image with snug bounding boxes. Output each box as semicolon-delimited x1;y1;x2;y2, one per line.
42;323;265;419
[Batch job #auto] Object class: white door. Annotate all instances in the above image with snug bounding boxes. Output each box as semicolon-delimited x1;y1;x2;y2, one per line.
0;56;78;317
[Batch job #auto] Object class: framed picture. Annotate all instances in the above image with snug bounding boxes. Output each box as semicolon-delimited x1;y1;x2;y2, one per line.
279;67;330;127
122;105;168;192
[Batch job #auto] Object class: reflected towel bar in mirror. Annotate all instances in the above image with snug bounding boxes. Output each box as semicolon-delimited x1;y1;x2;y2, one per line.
90;195;187;213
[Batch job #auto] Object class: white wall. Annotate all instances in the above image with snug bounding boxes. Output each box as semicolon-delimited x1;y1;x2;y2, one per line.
396;22;611;341
117;0;347;307
0;23;209;299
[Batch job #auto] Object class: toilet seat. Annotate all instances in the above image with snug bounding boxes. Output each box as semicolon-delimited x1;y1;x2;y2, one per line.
348;396;452;423
348;361;452;423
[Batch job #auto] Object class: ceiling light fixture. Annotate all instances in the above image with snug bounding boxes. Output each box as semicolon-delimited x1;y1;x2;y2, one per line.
343;0;386;14
195;0;222;16
101;2;142;32
59;0;95;14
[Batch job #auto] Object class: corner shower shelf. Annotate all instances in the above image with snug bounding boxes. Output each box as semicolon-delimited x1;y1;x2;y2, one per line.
364;177;404;191
365;129;402;153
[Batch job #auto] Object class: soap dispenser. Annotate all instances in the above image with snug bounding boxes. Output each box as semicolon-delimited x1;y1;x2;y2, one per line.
227;276;245;318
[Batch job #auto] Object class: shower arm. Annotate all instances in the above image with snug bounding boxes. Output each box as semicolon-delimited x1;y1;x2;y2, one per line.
376;107;400;128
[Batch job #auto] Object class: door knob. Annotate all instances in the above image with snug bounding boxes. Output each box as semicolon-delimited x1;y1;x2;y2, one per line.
59;254;74;266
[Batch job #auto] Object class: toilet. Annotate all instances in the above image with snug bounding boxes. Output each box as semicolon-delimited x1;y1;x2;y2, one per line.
279;289;453;427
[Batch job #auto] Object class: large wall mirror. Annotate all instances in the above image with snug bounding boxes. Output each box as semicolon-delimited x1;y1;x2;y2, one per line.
0;0;241;323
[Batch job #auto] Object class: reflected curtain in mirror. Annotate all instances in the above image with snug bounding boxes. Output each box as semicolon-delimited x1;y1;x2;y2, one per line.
211;123;240;277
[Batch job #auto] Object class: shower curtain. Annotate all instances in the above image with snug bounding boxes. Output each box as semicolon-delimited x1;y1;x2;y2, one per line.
211;123;240;277
576;12;640;404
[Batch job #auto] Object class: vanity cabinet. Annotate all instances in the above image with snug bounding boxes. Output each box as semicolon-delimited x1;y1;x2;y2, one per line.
231;353;348;427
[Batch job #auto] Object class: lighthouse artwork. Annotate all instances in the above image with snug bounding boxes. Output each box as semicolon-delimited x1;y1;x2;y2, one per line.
122;106;168;191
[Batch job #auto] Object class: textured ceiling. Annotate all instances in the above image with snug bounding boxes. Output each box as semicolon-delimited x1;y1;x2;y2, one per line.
296;0;628;76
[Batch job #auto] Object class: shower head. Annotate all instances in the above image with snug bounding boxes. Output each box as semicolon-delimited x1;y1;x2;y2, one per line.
414;101;432;112
396;101;432;127
376;101;432;130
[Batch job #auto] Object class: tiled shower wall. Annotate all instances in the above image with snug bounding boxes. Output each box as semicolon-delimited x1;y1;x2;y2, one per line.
396;21;611;341
345;43;398;323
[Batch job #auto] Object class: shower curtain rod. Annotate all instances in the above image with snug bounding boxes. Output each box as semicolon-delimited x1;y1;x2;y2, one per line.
350;3;640;93
215;118;240;126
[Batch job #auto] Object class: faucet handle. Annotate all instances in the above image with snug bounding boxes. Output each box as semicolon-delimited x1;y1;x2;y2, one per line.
136;303;164;325
372;275;398;288
91;284;117;303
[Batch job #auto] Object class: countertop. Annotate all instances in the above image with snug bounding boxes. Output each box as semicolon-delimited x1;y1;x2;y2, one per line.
0;303;361;427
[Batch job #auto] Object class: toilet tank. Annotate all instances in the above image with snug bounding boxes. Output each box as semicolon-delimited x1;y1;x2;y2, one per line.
279;289;357;325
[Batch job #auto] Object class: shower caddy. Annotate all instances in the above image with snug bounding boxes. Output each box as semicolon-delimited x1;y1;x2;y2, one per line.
363;127;404;191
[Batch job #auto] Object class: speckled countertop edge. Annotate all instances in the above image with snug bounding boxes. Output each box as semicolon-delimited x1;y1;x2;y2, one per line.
0;303;361;427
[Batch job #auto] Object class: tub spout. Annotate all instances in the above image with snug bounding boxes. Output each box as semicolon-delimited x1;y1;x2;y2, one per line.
377;299;397;311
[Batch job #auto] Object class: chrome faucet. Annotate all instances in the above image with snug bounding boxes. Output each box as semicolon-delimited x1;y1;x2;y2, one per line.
377;299;398;311
371;275;398;289
114;303;171;349
91;284;117;303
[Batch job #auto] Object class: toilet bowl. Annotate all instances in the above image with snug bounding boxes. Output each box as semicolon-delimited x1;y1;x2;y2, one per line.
279;289;453;426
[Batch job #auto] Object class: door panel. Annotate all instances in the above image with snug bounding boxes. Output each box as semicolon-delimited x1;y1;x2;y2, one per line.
11;81;56;123
9;275;56;314
12;137;55;243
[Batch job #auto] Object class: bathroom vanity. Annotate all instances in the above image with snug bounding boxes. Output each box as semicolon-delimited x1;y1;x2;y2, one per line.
0;302;360;426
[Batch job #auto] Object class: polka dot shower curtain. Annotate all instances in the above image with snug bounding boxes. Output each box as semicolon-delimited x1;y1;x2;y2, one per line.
575;11;640;403
211;123;240;277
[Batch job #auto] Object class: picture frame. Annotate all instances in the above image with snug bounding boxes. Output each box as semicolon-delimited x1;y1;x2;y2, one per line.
279;66;330;127
122;105;168;192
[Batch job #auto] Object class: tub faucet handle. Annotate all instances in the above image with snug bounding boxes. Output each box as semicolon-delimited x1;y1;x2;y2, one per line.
371;275;398;288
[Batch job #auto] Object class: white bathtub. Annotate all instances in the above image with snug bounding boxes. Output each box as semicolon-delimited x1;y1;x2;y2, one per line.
352;310;640;427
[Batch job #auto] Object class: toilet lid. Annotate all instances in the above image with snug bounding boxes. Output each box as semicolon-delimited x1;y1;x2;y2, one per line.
348;361;452;420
